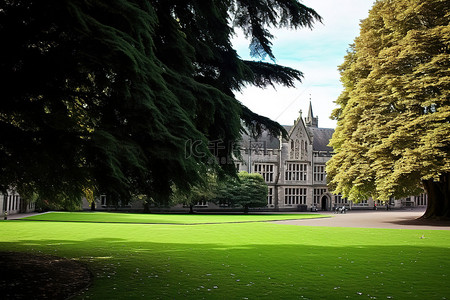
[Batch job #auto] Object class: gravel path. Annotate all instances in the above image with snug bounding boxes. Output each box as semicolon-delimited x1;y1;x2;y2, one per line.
274;208;450;230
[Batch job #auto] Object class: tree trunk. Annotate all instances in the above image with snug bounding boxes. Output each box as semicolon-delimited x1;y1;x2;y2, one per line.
244;205;249;214
90;201;96;211
189;205;194;214
143;202;151;213
422;173;450;220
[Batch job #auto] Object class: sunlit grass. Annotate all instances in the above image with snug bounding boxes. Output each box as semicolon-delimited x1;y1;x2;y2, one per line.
1;212;449;299
22;211;327;224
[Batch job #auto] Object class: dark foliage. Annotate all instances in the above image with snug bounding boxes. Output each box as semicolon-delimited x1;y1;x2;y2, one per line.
0;0;320;206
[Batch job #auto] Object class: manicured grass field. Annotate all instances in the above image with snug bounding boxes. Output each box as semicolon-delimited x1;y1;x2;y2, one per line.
1;212;450;299
21;211;328;224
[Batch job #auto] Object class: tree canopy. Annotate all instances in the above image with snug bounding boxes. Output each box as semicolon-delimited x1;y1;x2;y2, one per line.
170;172;218;213
215;171;268;213
0;1;321;206
327;0;450;218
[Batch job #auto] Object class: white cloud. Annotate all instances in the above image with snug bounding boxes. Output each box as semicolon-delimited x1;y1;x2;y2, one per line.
232;0;374;129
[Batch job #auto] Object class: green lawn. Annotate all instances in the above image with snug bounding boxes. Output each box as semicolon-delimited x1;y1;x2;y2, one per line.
1;212;449;299
21;211;327;224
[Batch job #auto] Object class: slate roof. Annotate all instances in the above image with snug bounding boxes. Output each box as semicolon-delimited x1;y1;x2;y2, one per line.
307;127;335;152
240;130;280;149
240;125;335;152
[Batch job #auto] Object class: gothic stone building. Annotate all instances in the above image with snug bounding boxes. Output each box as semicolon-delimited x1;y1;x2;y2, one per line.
236;103;427;211
236;103;339;211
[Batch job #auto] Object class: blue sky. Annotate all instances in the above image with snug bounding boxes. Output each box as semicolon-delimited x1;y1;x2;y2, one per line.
232;0;375;128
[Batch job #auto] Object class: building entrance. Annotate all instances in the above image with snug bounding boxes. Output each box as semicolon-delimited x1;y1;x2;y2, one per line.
321;196;328;211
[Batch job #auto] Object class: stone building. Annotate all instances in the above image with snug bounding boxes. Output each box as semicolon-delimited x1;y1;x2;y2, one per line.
236;102;338;211
236;102;428;211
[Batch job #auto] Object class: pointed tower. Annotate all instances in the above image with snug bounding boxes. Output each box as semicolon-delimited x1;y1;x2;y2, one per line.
305;100;318;128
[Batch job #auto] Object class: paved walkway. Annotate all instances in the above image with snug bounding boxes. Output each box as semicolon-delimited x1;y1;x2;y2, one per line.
5;212;49;220
274;208;450;230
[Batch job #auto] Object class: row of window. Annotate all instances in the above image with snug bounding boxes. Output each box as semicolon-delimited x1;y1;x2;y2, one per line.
254;164;274;182
284;188;307;205
192;188;353;207
285;188;347;206
198;193;427;208
193;187;329;207
334;195;348;204
313;188;327;204
313;165;326;182
285;163;307;181
252;163;326;183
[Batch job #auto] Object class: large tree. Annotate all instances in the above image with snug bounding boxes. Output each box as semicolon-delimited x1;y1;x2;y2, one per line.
327;0;450;219
0;1;321;206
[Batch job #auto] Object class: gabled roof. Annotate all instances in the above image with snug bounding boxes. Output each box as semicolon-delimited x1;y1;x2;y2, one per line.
286;116;313;144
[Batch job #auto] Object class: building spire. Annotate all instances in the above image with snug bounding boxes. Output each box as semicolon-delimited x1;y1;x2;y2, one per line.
305;96;318;128
307;99;314;121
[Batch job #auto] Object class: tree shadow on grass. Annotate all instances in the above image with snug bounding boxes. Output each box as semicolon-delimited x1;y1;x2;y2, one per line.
0;251;92;300
386;217;450;228
0;235;449;299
